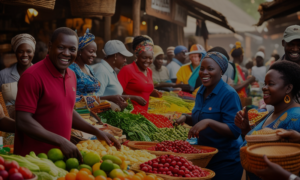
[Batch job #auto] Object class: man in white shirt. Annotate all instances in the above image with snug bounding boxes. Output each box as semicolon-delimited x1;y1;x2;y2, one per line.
252;51;266;83
166;45;188;83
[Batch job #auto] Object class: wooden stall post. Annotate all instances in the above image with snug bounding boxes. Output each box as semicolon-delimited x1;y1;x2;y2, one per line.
133;0;141;36
104;16;111;43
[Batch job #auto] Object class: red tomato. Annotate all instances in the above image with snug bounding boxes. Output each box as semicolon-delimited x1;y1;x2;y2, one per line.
18;167;32;179
8;168;19;175
0;157;4;165
10;161;19;169
0;165;4;171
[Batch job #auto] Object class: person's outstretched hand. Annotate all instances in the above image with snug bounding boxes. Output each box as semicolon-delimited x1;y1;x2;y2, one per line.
277;130;300;143
254;155;291;180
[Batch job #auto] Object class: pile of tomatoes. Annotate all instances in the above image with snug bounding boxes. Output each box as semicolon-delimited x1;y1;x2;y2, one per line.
154;140;215;154
140;155;210;178
132;107;173;128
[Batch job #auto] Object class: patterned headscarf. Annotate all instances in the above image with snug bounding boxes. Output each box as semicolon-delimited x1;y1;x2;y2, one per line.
204;52;229;74
134;40;154;56
11;34;36;52
78;28;95;50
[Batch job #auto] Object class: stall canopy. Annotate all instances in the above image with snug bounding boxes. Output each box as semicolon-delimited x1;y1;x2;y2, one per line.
175;0;235;33
256;0;300;26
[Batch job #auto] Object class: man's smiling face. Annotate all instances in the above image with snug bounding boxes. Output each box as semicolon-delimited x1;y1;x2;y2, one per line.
282;39;300;63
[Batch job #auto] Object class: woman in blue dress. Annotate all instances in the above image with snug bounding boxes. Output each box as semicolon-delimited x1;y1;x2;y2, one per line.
176;52;243;180
235;60;300;180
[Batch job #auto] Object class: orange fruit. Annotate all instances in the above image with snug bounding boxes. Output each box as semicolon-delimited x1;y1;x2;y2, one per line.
76;171;89;180
95;176;107;180
57;177;65;180
87;175;95;180
113;178;121;180
65;173;76;180
155;178;163;180
131;175;142;180
145;175;155;180
70;169;79;174
80;168;92;175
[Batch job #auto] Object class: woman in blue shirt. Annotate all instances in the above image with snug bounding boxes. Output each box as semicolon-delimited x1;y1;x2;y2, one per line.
176;52;243;180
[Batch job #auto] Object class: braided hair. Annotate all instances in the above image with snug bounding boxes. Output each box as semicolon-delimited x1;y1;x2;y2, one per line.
132;36;150;51
269;60;300;103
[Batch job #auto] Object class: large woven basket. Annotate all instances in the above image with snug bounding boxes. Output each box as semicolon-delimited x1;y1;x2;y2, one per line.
0;0;55;10
241;143;300;174
131;162;215;180
127;141;218;168
69;0;116;17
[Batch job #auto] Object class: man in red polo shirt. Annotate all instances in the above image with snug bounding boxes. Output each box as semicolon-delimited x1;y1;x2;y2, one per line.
14;27;120;160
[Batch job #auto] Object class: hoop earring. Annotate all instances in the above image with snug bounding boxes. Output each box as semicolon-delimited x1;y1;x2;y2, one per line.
284;95;291;104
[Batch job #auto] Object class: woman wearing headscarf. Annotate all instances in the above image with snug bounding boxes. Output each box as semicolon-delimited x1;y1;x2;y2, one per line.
176;52;243;180
118;36;157;111
69;29;130;110
230;41;255;97
0;34;35;118
69;29;101;96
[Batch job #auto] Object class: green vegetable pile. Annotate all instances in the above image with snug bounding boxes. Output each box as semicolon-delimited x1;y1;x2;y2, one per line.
99;110;190;142
162;96;194;111
122;99;134;113
1;152;67;180
99;110;159;141
152;125;189;142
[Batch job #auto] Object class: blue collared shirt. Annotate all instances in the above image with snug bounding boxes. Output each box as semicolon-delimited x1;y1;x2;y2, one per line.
192;79;243;173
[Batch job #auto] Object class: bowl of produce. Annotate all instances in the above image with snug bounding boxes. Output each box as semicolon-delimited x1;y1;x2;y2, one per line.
128;140;218;168
131;154;215;180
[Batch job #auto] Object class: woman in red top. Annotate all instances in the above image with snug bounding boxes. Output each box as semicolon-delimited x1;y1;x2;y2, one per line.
118;36;155;111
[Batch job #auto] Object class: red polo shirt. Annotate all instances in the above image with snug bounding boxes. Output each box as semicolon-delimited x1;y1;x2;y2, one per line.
14;55;76;156
118;62;154;111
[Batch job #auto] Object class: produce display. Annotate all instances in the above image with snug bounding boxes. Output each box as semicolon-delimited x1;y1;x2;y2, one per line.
0;151;68;180
0;156;34;180
148;97;192;114
162;96;194;111
139;154;211;177
151;126;189;142
76;140;156;165
58;168;164;180
99;110;159;141
149;140;215;154
132;106;173;128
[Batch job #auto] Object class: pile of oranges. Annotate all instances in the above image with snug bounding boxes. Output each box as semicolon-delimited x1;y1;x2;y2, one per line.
57;168;164;180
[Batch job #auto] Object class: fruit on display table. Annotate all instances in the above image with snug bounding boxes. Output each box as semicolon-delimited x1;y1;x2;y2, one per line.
0;156;34;180
139;155;211;178
151;140;215;154
76;140;156;165
151;126;189;142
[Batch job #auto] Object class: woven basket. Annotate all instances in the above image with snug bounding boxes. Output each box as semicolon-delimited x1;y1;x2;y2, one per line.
0;0;55;10
247;143;300;159
127;141;218;168
69;0;116;16
131;163;215;180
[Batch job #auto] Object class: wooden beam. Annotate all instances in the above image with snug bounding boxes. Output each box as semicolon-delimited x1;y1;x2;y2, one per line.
132;0;141;36
104;16;111;43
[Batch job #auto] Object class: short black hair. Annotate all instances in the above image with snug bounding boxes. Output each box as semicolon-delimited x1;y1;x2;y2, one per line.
208;46;230;60
269;60;300;103
231;48;243;58
50;27;78;43
132;36;150;51
272;54;280;61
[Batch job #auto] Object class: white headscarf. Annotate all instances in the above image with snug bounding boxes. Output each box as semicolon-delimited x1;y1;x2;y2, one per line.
11;34;36;52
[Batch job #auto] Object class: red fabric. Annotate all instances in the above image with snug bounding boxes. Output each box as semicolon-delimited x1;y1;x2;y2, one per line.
118;62;154;111
14;55;76;156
